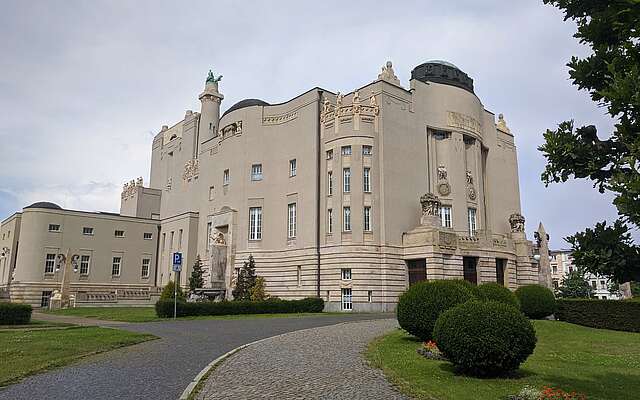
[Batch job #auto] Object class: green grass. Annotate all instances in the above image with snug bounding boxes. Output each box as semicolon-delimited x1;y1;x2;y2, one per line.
0;320;73;330
46;307;347;323
366;320;640;400
0;326;155;386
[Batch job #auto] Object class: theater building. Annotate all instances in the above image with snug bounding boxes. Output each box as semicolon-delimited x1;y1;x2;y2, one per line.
0;60;538;310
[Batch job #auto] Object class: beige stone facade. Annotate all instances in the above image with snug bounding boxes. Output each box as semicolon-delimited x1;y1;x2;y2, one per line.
1;60;540;310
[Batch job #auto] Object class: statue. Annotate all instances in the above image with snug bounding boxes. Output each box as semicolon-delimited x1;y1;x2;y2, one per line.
466;170;473;185
136;177;143;186
377;61;401;85
213;232;226;245
420;193;440;216
437;165;447;181
206;69;222;84
509;213;526;233
369;91;377;107
352;91;360;105
535;222;553;289
322;98;331;115
336;92;343;108
497;113;511;134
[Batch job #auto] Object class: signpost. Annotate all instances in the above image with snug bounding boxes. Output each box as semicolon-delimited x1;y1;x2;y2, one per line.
172;252;182;320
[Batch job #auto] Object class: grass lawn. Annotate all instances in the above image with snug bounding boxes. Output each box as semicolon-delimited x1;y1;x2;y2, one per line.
366;320;640;400
0;326;155;386
46;306;347;323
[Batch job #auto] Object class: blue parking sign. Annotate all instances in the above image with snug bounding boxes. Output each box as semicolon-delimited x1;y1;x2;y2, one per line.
172;252;182;272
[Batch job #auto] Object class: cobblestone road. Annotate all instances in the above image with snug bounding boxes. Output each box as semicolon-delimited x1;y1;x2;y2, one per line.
196;319;406;400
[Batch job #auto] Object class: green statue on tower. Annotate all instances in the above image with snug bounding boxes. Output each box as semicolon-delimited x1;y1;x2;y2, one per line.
206;69;222;84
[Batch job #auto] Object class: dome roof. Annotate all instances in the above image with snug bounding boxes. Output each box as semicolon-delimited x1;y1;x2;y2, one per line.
222;98;270;117
411;60;474;94
25;201;63;210
424;59;460;70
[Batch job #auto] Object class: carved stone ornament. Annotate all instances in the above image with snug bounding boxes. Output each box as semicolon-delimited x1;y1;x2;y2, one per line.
466;170;473;185
420;193;440;216
377;61;401;85
166;177;172;191
121;177;143;199
212;232;226;245
438;182;451;196
468;186;477;201
220;121;242;138
496;113;511;134
509;213;525;233
0;247;9;258
183;159;199;181
320;90;379;125
437;165;448;181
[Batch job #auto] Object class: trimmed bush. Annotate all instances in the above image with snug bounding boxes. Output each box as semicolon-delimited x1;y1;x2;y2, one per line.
434;300;537;377
556;298;640;332
515;284;557;319
155;297;324;318
396;280;477;341
450;279;484;299
478;283;520;309
160;281;186;301
0;302;32;325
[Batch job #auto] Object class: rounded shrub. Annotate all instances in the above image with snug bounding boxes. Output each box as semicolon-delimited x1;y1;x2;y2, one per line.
434;300;537;377
450;279;484;299
515;284;557;319
478;283;520;309
0;302;32;325
396;280;476;341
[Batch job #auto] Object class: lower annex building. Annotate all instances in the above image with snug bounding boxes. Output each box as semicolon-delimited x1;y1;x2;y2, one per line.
1;60;540;310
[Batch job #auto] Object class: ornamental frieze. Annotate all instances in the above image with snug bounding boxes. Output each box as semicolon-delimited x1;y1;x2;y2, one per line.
263;111;298;125
220;121;242;139
183;159;199;181
447;111;481;135
320;91;379;132
121;177;143;200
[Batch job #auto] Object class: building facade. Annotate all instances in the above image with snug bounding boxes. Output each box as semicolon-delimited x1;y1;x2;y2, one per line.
550;249;620;300
1;60;540;310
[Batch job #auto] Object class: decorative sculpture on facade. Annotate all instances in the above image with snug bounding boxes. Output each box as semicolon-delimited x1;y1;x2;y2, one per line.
420;193;440;216
465;170;477;200
121;177;143;199
183;159;199;181
437;165;451;196
465;170;473;185
496;113;511;134
166;177;172;191
509;213;526;233
378;61;401;85
206;69;222;84
213;232;226;245
369;91;377;107
437;165;448;181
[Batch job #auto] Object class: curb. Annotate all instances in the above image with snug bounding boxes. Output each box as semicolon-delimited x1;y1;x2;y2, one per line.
179;318;391;400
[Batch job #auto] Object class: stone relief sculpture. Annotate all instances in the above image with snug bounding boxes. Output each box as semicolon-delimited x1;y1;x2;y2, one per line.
509;213;526;233
209;231;227;283
437;165;448;181
182;159;200;181
121;177;143;199
166;177;172;191
466;170;473;185
369;91;377;107
336;92;343;108
378;61;401;85
213;232;226;245
420;193;440;216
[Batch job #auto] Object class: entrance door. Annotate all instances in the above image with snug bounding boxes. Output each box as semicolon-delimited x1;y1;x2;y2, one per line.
407;259;426;286
463;257;478;285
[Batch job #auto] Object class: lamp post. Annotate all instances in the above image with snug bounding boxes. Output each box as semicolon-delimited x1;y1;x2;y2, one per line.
55;249;80;308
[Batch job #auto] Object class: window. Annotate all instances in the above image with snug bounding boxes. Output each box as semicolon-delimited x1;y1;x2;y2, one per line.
114;230;125;238
343;168;351;193
289;159;297;177
552;266;558;274
143;232;153;240
111;256;121;276
600;280;606;289
82;227;94;236
223;169;230;185
591;281;597;289
48;224;60;232
44;253;56;274
343;207;351;231
341;288;352;311
328;171;333;195
601;296;607;300
249;207;262;240
440;206;452;228
363;167;371;192
80;255;90;275
287;203;297;239
170;231;174;250
362;145;372;156
553;280;559;289
341;268;352;280
327;209;333;234
207;222;212;247
142;258;150;278
251;164;263;181
467;208;477;236
433;130;451;140
364;206;372;232
161;233;166;252
41;290;52;308
209;186;215;200
326;149;333;160
368;290;373;302
341;146;352;156
297;266;301;287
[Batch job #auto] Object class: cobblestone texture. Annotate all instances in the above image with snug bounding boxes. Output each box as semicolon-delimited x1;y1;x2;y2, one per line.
197;319;406;400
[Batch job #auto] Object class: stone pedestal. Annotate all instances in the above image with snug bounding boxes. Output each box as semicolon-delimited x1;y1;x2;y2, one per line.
210;244;227;290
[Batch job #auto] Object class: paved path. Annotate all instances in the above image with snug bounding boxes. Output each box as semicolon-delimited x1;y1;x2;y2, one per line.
196;319;406;400
0;313;391;400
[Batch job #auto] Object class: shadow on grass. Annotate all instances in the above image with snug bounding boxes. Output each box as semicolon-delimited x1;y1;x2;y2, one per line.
437;362;538;380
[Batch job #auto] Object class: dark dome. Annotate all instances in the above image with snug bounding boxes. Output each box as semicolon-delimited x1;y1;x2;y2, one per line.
222;98;269;117
411;60;474;94
25;201;63;210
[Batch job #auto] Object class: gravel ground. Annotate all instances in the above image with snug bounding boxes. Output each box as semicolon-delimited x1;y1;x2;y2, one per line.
0;313;391;400
196;319;407;400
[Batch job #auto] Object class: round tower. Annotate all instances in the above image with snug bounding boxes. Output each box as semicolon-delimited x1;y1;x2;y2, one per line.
199;70;224;145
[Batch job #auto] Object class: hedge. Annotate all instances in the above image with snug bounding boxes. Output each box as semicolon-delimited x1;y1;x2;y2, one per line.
555;299;640;332
0;302;32;325
155;297;324;318
478;283;520;309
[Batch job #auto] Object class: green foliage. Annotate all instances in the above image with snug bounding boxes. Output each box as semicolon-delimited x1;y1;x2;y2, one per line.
0;303;32;325
450;279;484;299
159;280;186;301
555;298;640;332
188;256;204;293
249;276;269;301
515;285;557;319
433;300;537;377
232;255;258;301
396;280;476;341
478;283;520;309
556;270;592;298
155;297;324;318
632;281;640;297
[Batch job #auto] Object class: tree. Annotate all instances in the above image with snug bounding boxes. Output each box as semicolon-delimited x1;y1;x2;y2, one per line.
232;255;258;301
160;280;186;301
188;256;204;293
539;1;640;283
249;277;269;301
556;270;592;298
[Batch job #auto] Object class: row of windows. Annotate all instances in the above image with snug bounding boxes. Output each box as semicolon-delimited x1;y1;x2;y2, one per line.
47;224;153;239
438;206;478;237
223;159;299;186
44;253;150;278
328;167;371;195
1;230;10;241
161;229;184;253
326;145;372;160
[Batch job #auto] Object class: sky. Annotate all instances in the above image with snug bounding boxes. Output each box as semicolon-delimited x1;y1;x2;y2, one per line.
0;0;625;248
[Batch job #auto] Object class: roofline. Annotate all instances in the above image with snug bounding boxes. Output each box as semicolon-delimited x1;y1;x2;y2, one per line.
1;212;22;225
21;207;159;224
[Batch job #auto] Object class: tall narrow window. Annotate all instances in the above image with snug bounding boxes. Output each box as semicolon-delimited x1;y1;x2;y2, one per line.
327;208;333;234
363;167;371;192
440;206;452;228
341;146;352;156
223;169;230;185
289;159;297;177
161;233;166;252
249;207;262;240
287;203;297;239
170;231;174;250
343;168;351;193
142;258;150;278
178;229;183;249
297;266;301;287
112;257;122;276
251;164;263;181
326;149;333;160
343;207;351;232
341;268;352;280
341;288;352;311
328;171;333;195
206;223;212;247
44;253;56;274
468;208;477;236
364;206;371;232
367;290;373;302
80;255;90;275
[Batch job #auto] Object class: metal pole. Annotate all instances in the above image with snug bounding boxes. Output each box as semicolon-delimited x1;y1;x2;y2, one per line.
174;273;177;320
